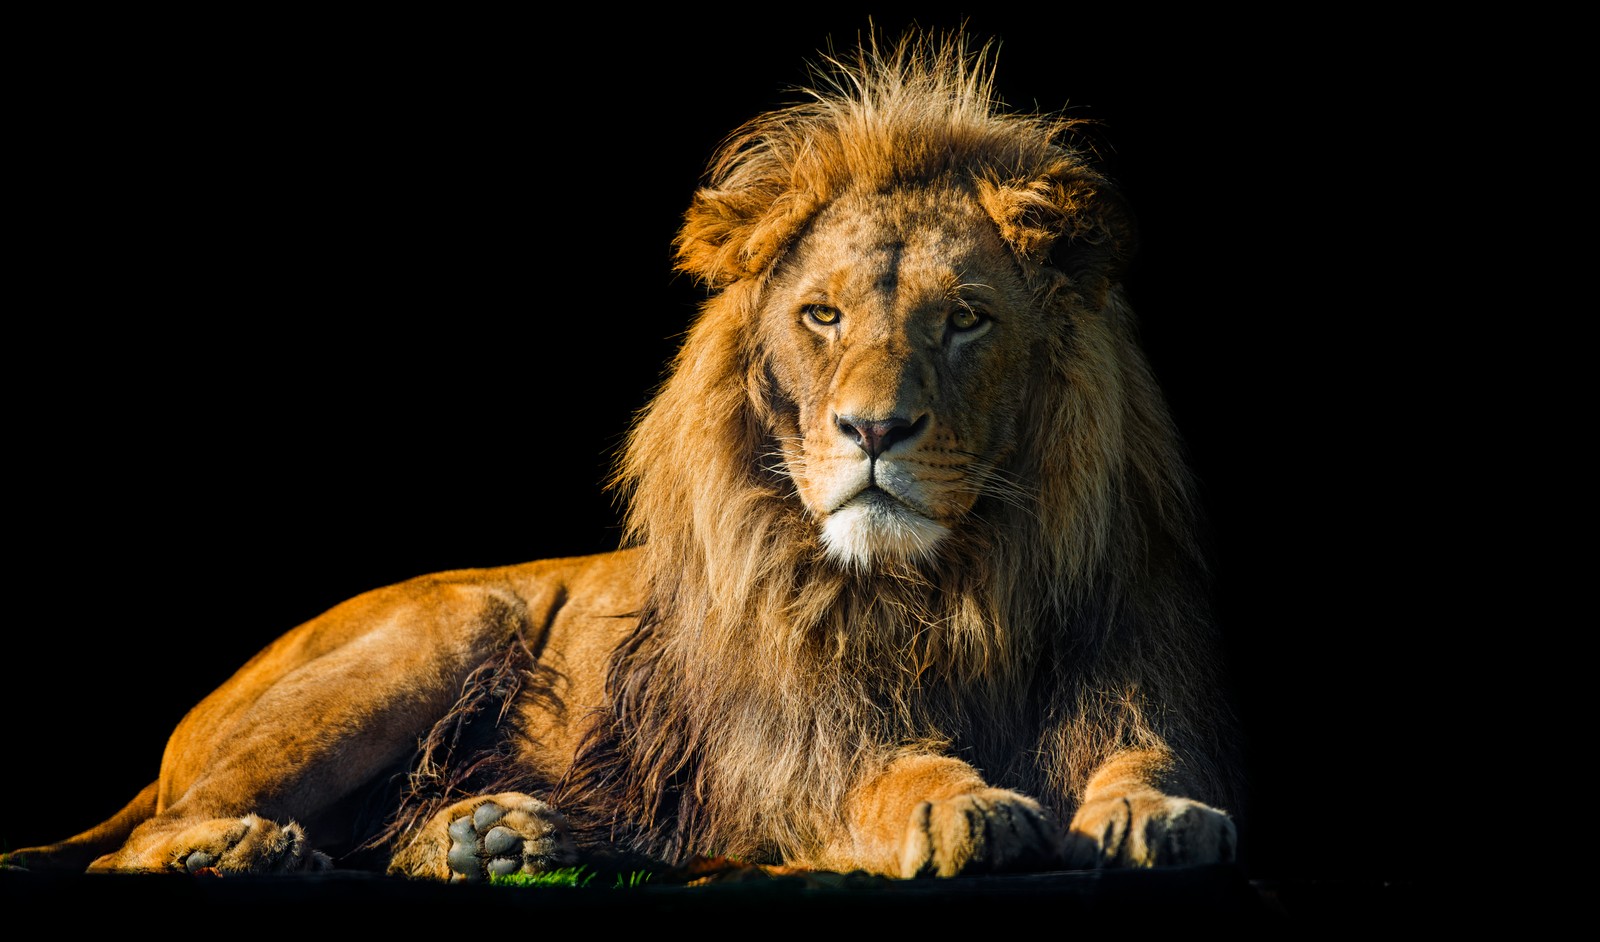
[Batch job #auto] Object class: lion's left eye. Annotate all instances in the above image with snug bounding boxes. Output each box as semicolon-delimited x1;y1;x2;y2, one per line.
804;304;841;326
950;307;987;332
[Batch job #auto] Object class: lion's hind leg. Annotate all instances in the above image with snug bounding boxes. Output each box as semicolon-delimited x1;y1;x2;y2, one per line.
87;813;332;874
388;792;577;883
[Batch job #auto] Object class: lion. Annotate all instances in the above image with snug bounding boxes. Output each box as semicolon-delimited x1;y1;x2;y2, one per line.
3;30;1243;882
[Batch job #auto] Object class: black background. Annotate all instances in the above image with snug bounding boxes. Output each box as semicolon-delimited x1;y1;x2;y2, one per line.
4;10;1465;883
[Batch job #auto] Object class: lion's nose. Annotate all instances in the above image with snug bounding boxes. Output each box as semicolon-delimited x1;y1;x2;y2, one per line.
836;414;926;458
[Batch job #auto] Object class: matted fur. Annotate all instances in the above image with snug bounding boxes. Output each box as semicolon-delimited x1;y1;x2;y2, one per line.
2;29;1241;881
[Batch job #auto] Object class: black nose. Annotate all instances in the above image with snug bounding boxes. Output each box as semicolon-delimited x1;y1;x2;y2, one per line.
836;414;926;458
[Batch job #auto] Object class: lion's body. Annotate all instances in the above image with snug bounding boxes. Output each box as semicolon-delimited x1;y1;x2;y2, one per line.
5;32;1242;881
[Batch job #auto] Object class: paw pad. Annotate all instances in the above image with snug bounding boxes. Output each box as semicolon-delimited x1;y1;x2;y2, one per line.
443;796;575;883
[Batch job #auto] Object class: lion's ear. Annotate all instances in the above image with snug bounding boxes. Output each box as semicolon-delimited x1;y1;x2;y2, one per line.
977;159;1137;284
675;183;819;288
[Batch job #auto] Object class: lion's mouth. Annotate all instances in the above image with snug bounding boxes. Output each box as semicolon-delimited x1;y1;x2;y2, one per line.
820;485;949;568
834;484;915;516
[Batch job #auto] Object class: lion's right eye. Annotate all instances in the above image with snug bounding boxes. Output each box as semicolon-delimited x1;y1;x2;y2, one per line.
950;307;988;332
803;304;841;326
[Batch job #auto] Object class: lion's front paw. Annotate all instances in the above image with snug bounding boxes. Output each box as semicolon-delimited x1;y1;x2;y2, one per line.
1065;792;1235;869
392;792;577;883
90;814;332;875
899;788;1063;878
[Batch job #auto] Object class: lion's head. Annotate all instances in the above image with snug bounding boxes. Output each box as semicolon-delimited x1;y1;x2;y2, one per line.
619;33;1172;589
572;30;1230;866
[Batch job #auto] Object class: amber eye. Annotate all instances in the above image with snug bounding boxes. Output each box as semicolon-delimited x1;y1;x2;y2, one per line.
951;307;987;331
804;304;841;326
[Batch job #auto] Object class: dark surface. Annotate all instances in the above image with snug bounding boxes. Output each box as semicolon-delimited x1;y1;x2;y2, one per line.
0;865;1447;928
5;8;1477;894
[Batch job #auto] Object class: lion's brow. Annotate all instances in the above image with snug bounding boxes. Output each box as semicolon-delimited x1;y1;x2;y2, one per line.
949;281;997;304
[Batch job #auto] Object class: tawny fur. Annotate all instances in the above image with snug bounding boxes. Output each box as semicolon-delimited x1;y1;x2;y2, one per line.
2;29;1241;881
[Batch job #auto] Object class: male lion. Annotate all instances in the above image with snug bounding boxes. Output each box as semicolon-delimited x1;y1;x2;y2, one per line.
5;32;1242;882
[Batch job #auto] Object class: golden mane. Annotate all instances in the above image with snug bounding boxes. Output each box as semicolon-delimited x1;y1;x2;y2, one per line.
560;31;1239;866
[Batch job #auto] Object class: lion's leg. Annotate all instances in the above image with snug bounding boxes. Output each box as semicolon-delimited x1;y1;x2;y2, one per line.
82;582;545;874
1063;748;1236;869
387;792;577;882
821;753;1065;878
89;813;332;874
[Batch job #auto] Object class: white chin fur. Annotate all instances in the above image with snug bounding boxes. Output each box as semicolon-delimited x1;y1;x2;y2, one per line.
820;498;949;569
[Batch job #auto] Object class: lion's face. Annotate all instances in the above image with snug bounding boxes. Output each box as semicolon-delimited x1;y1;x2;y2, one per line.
758;185;1043;569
